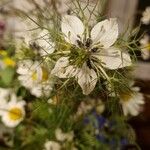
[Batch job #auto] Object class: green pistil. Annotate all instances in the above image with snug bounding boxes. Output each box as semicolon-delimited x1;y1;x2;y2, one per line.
69;46;90;67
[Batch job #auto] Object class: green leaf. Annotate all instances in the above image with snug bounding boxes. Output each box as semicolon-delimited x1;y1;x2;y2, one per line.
0;67;15;86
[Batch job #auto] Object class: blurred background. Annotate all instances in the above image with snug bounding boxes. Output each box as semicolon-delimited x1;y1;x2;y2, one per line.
0;0;150;149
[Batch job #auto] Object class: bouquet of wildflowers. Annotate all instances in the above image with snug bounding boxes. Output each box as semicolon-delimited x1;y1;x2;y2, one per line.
0;0;146;149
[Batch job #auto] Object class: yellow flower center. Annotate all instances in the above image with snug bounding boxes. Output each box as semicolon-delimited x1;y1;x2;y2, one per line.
8;107;23;121
32;71;38;81
148;43;150;50
42;67;49;81
120;92;133;102
3;57;16;67
31;67;49;82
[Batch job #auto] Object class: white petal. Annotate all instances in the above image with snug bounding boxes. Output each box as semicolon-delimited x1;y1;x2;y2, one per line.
91;18;118;48
51;57;76;78
31;86;42;97
36;30;55;56
61;15;84;45
76;63;97;95
96;47;132;70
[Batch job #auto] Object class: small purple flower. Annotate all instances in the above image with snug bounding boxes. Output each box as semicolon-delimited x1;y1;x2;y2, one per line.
120;138;128;146
83;116;90;124
97;116;106;128
96;134;106;143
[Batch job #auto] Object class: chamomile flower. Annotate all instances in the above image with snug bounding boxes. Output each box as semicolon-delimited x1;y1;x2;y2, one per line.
0;94;26;128
141;7;150;25
17;60;53;97
140;34;150;60
44;141;61;150
120;86;144;116
51;15;132;95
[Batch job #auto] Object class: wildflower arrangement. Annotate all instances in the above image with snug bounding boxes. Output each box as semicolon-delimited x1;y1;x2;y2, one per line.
0;0;146;149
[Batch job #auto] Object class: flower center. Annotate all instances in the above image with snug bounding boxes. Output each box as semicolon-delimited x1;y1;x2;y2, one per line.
120;92;133;102
8;107;23;121
147;43;150;50
32;71;38;81
70;38;99;68
41;67;49;81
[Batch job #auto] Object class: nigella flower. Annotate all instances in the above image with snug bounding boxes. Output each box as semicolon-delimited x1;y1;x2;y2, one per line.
51;15;132;95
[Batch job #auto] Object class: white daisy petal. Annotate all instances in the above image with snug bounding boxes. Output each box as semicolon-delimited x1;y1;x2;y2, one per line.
76;63;97;95
61;15;84;45
98;47;132;70
51;57;76;78
91;18;118;48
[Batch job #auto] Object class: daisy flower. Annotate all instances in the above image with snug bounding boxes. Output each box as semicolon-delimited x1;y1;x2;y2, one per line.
51;15;132;95
141;7;150;25
0;94;26;128
120;86;144;116
140;34;150;60
17;60;53;97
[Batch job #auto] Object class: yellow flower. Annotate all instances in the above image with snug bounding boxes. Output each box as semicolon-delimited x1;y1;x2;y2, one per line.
3;57;16;67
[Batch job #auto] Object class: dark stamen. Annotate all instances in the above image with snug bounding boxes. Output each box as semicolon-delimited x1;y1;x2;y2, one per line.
30;42;40;50
91;47;99;52
86;59;92;69
76;40;84;48
85;38;92;48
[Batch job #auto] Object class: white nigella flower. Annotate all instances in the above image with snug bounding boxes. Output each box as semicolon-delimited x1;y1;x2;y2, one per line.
17;60;53;97
44;141;61;150
140;34;150;60
141;7;150;25
120;86;145;116
51;15;132;95
0;94;26;128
